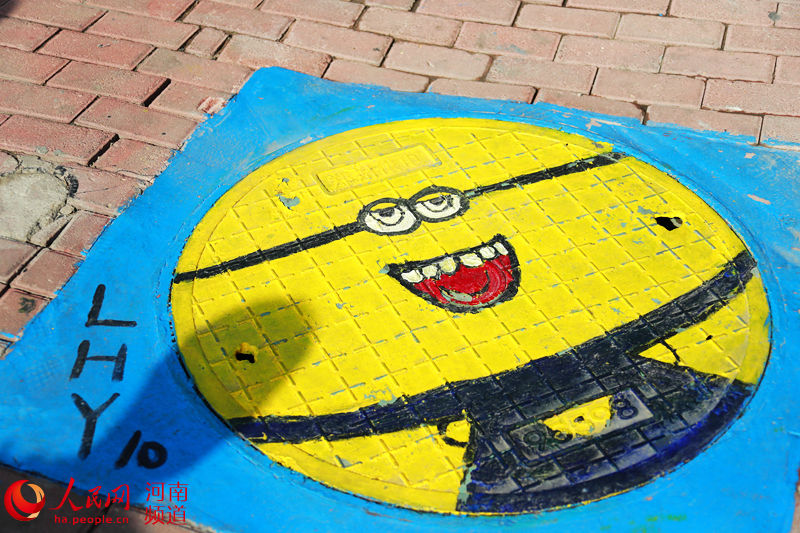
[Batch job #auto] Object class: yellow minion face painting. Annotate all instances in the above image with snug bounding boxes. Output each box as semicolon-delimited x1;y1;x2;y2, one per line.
170;118;770;514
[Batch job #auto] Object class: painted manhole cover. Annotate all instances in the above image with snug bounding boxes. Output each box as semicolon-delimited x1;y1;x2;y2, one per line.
170;118;770;514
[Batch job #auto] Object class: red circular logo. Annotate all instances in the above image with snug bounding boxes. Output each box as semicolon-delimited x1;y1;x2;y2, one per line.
3;480;45;521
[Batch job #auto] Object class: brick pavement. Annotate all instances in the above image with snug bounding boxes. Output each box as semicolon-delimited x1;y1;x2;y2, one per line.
0;0;798;528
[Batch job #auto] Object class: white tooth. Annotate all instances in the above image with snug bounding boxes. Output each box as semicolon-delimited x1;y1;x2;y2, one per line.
494;242;509;255
422;264;439;278
460;253;482;267
438;257;457;274
401;270;423;283
480;246;495;259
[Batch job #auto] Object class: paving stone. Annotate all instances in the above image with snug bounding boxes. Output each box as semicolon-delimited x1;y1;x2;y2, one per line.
359;7;462;46
138;49;252;93
47;61;168;105
428;79;535;102
516;4;619;37
150;82;232;121
535;88;645;120
647;105;762;138
456;22;560;59
184;1;291;40
11;249;78;297
774;3;800;28
0;46;68;84
0;237;38;283
262;0;364;27
704;79;800;116
39;30;154;70
616;14;725;48
488;55;597;92
670;0;777;26
64;164;143;215
725;24;800;56
365;0;414;9
775;56;800;85
93;139;174;180
592;68;705;108
0;116;114;165
83;0;195;21
761;115;800;147
661;47;775;82
185;27;229;58
325;59;429;92
556;35;664;72
0;16;58;51
76;97;197;149
0;79;94;123
417;0;521;25
87;11;199;50
566;0;669;14
0;287;49;335
0;0;103;31
50;210;111;257
218;35;331;76
284;20;392;65
385;41;491;79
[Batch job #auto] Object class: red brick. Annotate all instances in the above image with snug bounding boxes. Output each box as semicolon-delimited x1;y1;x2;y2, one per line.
262;0;364;27
385;41;490;79
11;250;78;297
704;79;800;116
150;82;231;120
0;238;37;283
556;35;663;72
0;114;6;125
83;0;194;21
359;7;461;46
138;49;252;92
185;27;228;58
93;139;173;179
184;1;291;40
284;20;392;65
725;25;800;56
0;116;113;164
535;88;644;121
566;0;668;14
50;211;111;257
428;79;534;102
325;59;429;92
647;105;762;137
65;164;143;214
39;30;153;70
0;46;67;84
48;61;167;104
661;47;775;82
215;0;261;6
761;115;800;146
616;14;725;48
775;4;800;28
218;35;330;76
366;0;414;8
487;56;597;92
418;0;520;25
87;11;198;50
0;79;94;123
516;5;619;37
0;288;49;336
776;56;800;84
592;69;705;107
0;0;102;31
524;0;563;4
456;22;559;59
0;17;58;51
76;97;197;149
670;0;777;26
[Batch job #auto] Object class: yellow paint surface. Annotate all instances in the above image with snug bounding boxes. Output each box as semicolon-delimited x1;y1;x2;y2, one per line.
171;118;770;513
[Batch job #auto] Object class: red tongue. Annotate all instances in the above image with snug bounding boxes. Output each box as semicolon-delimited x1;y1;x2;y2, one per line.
414;254;514;307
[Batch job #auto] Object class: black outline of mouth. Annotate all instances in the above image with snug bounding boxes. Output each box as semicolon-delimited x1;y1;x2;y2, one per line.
386;234;521;313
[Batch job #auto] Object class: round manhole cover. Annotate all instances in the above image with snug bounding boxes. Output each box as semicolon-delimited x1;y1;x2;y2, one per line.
170;118;770;514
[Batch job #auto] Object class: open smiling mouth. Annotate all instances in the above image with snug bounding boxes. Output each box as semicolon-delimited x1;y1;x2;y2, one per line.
387;235;521;313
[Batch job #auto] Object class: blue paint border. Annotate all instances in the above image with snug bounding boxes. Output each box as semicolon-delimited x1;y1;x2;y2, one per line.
1;68;799;533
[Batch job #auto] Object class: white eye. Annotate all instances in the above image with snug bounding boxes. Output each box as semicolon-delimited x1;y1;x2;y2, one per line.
412;188;466;221
361;201;418;234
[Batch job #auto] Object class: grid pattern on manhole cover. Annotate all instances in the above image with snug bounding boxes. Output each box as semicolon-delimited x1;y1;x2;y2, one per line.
170;118;770;514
